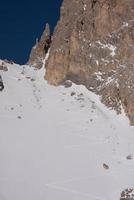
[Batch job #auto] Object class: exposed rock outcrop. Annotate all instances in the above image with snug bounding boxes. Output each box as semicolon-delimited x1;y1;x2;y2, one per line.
120;188;134;200
28;23;51;69
0;61;8;72
0;75;4;91
44;0;134;125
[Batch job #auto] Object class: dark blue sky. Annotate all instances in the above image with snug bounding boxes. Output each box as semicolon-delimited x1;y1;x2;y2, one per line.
0;0;63;64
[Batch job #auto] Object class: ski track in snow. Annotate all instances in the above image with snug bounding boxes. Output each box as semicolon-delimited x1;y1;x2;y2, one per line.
0;63;134;200
32;83;42;109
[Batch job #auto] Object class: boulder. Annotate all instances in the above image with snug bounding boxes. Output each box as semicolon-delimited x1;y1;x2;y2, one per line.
0;75;4;91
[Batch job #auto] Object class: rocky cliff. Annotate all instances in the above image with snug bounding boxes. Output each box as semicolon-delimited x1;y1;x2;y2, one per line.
29;0;134;125
44;0;134;125
28;23;51;69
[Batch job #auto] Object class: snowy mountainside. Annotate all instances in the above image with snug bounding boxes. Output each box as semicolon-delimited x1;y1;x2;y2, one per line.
0;62;134;200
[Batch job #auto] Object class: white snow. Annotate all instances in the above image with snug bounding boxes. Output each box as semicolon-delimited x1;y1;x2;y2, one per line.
96;60;99;65
105;76;115;85
108;45;117;57
0;62;134;200
83;4;87;11
94;72;103;81
123;22;129;27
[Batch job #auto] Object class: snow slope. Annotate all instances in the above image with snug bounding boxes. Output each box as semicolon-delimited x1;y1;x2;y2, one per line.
0;61;134;200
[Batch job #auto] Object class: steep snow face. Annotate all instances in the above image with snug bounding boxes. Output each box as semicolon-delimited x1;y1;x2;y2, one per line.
0;63;134;200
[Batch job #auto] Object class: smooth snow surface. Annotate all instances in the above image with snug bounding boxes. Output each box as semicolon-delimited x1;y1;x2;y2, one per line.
0;63;134;200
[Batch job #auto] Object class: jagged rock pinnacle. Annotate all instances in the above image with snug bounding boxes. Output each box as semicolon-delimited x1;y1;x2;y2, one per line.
28;23;51;69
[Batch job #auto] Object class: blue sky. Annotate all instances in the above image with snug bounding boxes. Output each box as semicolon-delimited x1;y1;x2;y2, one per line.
0;0;62;64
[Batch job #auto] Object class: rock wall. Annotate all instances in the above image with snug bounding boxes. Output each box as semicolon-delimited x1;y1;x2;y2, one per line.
44;0;134;125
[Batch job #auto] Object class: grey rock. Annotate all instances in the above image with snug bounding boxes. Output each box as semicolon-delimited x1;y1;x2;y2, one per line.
0;75;4;91
120;188;134;200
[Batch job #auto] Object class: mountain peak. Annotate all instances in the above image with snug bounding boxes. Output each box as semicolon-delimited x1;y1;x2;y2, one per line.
28;23;51;69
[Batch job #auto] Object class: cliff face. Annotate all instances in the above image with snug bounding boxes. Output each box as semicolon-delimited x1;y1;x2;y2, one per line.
44;0;134;125
28;23;51;69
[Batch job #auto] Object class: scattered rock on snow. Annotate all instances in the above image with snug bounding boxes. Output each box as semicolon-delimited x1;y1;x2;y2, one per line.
126;154;133;160
17;116;22;119
102;163;109;170
0;75;4;91
120;188;134;200
71;91;76;96
62;80;72;88
77;93;84;97
31;78;35;82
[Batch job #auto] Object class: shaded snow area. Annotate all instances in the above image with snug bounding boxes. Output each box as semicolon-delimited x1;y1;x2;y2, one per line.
1;63;134;200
